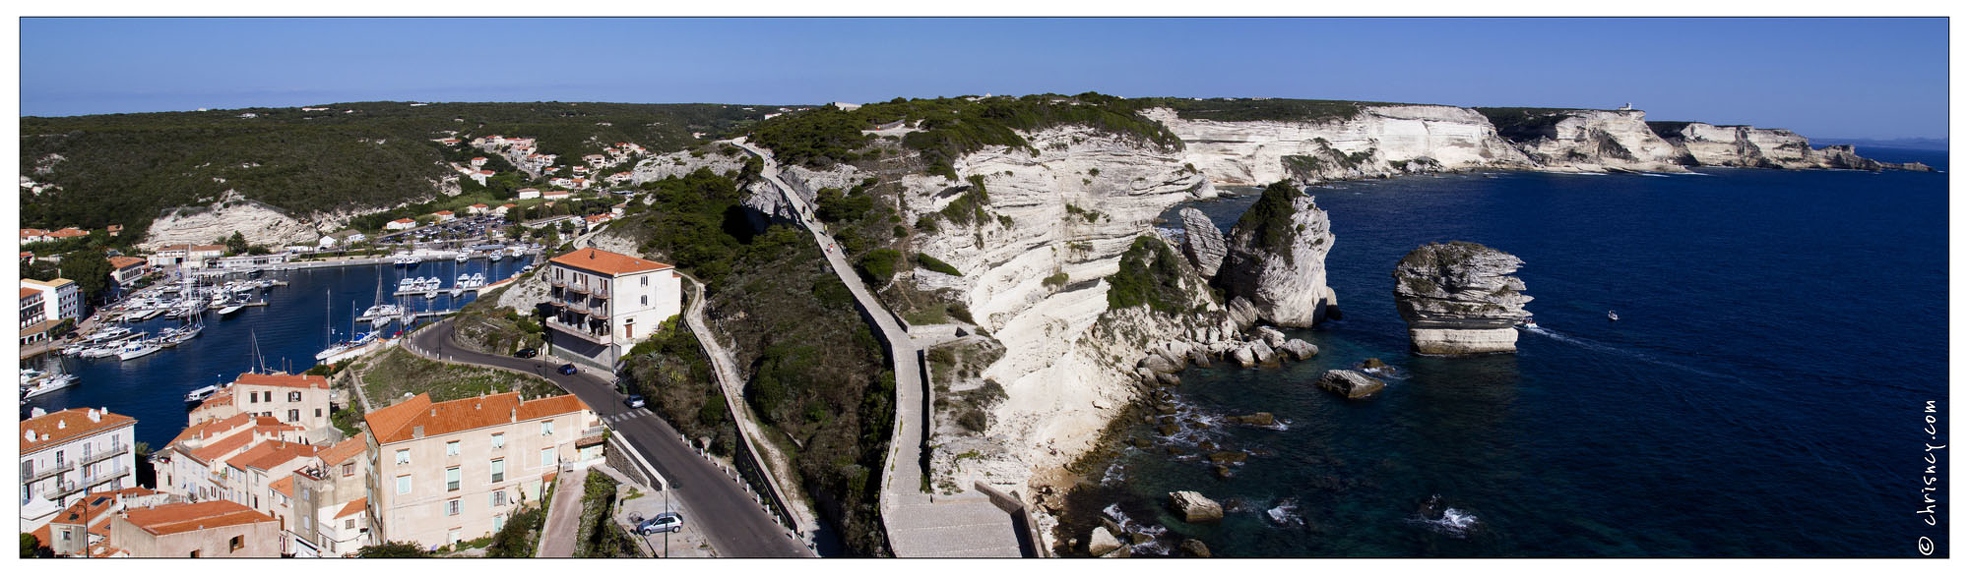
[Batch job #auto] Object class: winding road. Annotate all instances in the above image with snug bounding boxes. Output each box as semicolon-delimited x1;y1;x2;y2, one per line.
402;320;812;557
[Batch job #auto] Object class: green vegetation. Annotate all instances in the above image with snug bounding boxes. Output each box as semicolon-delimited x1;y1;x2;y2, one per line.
19;101;768;234
624;316;734;456
575;472;641;558
858;249;902;283
20;533;39;558
1131;97;1403;123
55;250;115;306
356;541;431;557
747;93;1181;178
353;347;560;406
1234;180;1305;263
914;253;962;276
1042;272;1070;288
1106;236;1193;314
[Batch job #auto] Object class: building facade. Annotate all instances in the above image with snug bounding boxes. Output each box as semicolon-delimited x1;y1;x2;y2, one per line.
22;278;83;322
362;392;595;550
112;500;282;558
20;408;139;527
544;247;682;371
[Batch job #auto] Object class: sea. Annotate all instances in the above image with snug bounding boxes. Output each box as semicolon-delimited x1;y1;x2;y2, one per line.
1063;149;1950;557
24;257;533;451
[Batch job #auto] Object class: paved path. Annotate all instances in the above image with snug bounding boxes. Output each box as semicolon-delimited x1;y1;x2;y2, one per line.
535;466;587;557
728;139;1022;557
404;321;812;557
678;275;820;539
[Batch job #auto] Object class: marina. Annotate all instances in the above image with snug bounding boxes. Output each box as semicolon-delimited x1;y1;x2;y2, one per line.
20;253;537;449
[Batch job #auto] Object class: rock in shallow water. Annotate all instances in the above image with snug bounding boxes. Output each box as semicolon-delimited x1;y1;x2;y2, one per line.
1168;491;1225;524
1391;241;1532;355
1087;527;1122;556
1317;369;1386;399
1279;338;1319;360
1181;538;1213;558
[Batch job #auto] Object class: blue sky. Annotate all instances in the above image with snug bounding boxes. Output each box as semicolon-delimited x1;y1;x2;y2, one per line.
19;17;1948;139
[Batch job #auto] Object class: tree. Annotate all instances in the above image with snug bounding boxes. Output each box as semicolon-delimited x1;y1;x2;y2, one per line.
20;533;40;558
225;231;249;255
57;250;114;304
357;541;431;557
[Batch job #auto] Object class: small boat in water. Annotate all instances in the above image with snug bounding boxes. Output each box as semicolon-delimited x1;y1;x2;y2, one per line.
117;339;161;361
21;368;78;400
456;252;469;263
1607;310;1619;321
185;384;224;405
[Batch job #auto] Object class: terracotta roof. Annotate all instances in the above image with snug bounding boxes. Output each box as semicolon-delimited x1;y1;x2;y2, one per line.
391;218;415;224
269;476;295;497
24;277;74;288
550;247;673;277
49;228;89;238
120;500;276;536
334;497;368;519
21;408;137;455
434;210;454;216
23;287;41;300
502;203;517;208
171;411;255;445
189;430;260;464
318;433;368;466
234;372;329;389
366;392;588;444
471;203;489;208
22;228;48;237
193;244;227;252
230;440;319;472
108;256;145;269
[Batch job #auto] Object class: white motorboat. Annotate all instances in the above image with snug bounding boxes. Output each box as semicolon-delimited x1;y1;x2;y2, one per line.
456;252;469;263
1607;310;1619;321
185;384;224;405
87;326;134;343
21;372;78;400
217;299;245;316
117;339;161;361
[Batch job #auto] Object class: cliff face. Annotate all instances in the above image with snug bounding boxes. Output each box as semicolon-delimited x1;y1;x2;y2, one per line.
828;126;1214;490
1142;105;1533;185
1392;241;1532;355
139;191;318;250
1653;122;1929;170
1507;109;1692;171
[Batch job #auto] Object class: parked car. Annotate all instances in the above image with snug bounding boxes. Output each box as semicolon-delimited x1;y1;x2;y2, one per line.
557;363;578;375
513;347;538;359
636;512;684;535
624;394;646;409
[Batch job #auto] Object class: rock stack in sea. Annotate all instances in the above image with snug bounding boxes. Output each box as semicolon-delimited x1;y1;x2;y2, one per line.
1217;181;1339;329
1178;207;1227;278
1391;241;1532;355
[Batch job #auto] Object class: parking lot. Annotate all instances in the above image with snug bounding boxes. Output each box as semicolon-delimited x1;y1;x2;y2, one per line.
606;467;717;558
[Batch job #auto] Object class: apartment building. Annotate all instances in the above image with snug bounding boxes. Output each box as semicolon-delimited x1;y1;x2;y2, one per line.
290;434;372;556
20;408;138;528
362;392;597;550
544;247;682;371
22;277;83;322
151;413;305;505
195;372;337;443
112;499;282;558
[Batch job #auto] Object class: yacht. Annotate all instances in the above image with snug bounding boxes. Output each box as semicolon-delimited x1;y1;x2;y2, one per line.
21;368;78;400
185;384;225;405
392;251;419;267
117;339;161;361
216;295;245;316
456;252;470;263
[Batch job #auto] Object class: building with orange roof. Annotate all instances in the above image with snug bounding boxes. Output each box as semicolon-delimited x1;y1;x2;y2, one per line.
20;407;138;526
543;247;682;370
290;433;373;555
201;372;337;442
47;227;90;240
224;439;320;514
33;486;169;557
112;499;281;557
362;391;596;549
23;277;83;323
107;255;149;286
152;412;305;506
20;287;46;329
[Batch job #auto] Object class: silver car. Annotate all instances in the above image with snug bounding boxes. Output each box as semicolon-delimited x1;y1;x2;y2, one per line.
636;511;684;535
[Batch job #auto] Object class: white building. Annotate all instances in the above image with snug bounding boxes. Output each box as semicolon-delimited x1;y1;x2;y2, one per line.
544;247;682;370
23;278;84;323
385;218;418;231
21;407;139;530
516;188;541;200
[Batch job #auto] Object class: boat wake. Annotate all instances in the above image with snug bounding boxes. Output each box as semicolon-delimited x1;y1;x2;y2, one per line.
1520;326;1730;380
1410;507;1481;538
1265;498;1305;528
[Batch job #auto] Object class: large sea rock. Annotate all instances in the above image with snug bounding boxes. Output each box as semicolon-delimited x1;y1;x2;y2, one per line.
1218;181;1337;329
1317;369;1386;399
1167;491;1225;524
1179;207;1228;278
1391;241;1532;355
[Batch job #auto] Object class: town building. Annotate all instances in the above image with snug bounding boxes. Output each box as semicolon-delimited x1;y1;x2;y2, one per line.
544;247;682;370
198;372;338;443
21;288;46;329
289;434;372;556
108;256;149;286
468;203;490;215
152;412;306;506
20;407;139;529
23;278;83;322
146;244;227;269
386;218;418;231
362;392;597;550
433;210;456;223
31;486;168;557
112;499;282;558
542;189;571;200
516;188;541;200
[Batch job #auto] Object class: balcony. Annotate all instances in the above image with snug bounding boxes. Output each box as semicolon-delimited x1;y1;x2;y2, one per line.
566;282;590;295
82;444;130;466
547;318;613;345
23;461;76;484
548;276;566;288
588;306;610;320
591;285;609;300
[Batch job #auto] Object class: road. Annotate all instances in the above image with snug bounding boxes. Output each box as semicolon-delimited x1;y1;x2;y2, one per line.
404;320;812;557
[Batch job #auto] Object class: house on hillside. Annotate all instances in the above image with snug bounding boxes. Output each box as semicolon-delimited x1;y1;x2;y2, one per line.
516;188;541;200
433;210;456;223
20;407;139;528
385;218;417;232
111;499;282;557
108;256;148;286
544;247;682;371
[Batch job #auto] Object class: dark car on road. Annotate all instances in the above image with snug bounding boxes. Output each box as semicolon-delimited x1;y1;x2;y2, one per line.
636;512;684;535
513;348;538;359
558;363;578;375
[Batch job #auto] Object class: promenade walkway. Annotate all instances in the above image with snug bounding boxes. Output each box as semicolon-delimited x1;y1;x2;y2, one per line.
728;139;1023;557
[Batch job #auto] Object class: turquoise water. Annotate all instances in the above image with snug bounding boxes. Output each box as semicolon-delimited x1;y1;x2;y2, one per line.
1062;150;1949;557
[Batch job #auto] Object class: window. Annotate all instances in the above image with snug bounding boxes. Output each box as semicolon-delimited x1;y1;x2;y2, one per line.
288;409;300;423
491;490;508;507
249;392;258;404
491;433;505;449
642;276;648;286
541;421;554;436
190;550;200;558
448;529;462;545
346;518;356;530
490;459;505;483
642;295;648;306
288;391;302;402
229;535;244;552
446;441;460;456
315;408;323;418
445;498;461;516
395;449;410;465
301;516;312;532
341;462;355;477
540;447;555;467
446;467;461;492
396;475;412;495
55;451;64;466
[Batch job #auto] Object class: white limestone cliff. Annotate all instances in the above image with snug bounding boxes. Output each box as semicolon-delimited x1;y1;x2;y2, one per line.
1142;105;1533;185
139;191;318;249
